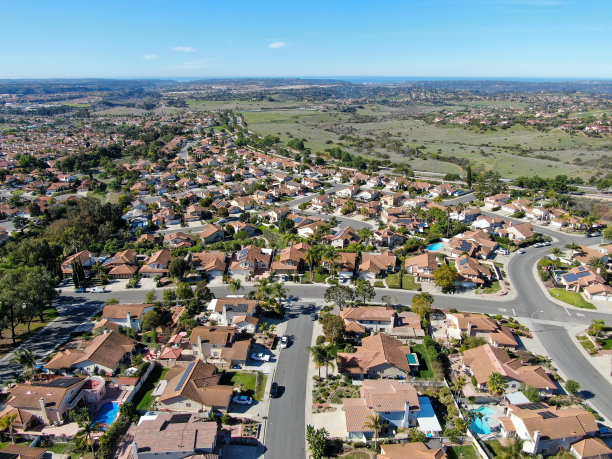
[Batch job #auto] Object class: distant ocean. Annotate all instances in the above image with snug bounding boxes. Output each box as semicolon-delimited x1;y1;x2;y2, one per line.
170;76;610;83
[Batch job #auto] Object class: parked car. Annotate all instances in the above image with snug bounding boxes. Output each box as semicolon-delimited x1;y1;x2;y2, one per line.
251;352;270;362
74;287;87;293
518;249;526;254
232;395;253;405
310;312;318;321
280;336;289;348
586;232;601;238
91;286;107;293
270;382;279;398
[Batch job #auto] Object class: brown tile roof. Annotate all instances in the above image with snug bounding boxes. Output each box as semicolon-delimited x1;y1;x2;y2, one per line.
337;333;413;374
571;438;612;458
220;339;252;362
72;331;135;370
358;252;397;274
191;251;227;272
379;442;447;459
340;307;395;323
102;303;154;320
9;377;85;410
361;379;420;411
462;344;555;389
509;405;598;441
189;325;236;346
213;298;257;314
0;444;48;459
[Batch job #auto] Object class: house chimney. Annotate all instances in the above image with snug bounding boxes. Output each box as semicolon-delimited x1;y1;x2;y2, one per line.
197;335;203;358
39;397;50;425
467;321;473;336
126;312;132;328
532;430;541;454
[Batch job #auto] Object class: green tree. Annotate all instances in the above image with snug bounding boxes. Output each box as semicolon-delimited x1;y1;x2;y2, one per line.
588;319;606;338
176;283;194;301
320;344;336;378
141;310;161;332
520;384;541;403
363;413;383;448
321;314;345;345
162;288;177;305
11;349;35;375
411;292;434;319
565;380;581;397
145;290;157;304
168;257;188;279
487;372;507;395
498;437;527;459
433;264;458;293
270;282;288;305
306;345;326;377
324;285;355;309
0;413;17;444
305;245;324;276
355;279;375;304
71;406;104;454
228;278;242;295
409;427;428;443
305;425;328;459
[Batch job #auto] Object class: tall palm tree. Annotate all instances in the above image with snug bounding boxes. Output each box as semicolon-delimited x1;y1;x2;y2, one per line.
363;413;383;449
357;228;373;246
499;437;527;459
488;372;507;395
228;278;242;295
271;282;288;306
305;245;324;277
0;414;17;444
71;406;104;454
306;345;326;377
11;349;35;375
254;277;272;300
321;345;336;378
550;247;562;258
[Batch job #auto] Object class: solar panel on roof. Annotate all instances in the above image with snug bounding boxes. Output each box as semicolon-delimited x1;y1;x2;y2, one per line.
35;377;83;388
169;413;191;424
540;411;558;419
521;402;548;410
175;362;195;391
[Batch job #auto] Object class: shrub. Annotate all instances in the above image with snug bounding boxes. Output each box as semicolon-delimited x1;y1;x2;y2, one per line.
316;335;326;345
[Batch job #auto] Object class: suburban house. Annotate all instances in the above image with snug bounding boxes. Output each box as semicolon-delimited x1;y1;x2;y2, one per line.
357;251;398;279
208;297;258;327
450;207;481;223
373;228;406;249
570;438;612;459
139;249;172;278
45;331;135;375
340;307;396;333
484;193;511;208
322;252;357;280
455;255;493;287
378;442;447;459
190;325;253;367
102;249;139;279
101;303;155;330
199;223;225;244
560;266;607;292
446;312;518;348
342;380;422;439
462;344;556;394
164;232;196;248
503;222;535;242
271;242;310;275
328;226;361;248
499;404;599;456
337;333;419;379
405;253;440;282
60;250;96;278
125;412;219;458
157;360;234;413
228;245;272;278
190;251;227;280
5;377;88;426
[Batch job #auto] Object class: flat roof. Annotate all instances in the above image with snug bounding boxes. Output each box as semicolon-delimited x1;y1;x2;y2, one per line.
416;396;442;432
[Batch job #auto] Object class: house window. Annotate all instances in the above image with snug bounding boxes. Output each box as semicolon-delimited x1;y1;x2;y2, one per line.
186;403;191;407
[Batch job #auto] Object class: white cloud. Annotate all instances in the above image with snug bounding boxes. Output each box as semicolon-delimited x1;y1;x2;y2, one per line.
268;41;288;49
142;54;160;60
172;46;197;53
178;59;209;69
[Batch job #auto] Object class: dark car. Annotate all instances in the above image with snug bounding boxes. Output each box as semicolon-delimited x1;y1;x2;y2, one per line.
270;382;279;398
74;287;87;293
310;312;317;321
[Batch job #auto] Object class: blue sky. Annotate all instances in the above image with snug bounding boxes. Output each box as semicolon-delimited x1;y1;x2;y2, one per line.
1;0;610;79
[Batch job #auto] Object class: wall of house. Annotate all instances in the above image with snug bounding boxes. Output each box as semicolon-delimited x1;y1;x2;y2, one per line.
379;410;407;428
367;363;408;379
160;396;204;413
73;360;115;376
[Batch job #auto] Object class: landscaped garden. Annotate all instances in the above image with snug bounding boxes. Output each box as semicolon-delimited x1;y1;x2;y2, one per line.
548;288;596;309
220;370;267;401
312;375;360;409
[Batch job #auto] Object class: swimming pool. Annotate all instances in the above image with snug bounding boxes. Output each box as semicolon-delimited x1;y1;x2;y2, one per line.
92;402;120;430
426;242;444;251
470;406;495;435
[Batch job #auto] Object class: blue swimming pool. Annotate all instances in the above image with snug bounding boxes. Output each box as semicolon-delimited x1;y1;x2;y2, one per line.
470;406;495;435
426;242;444;251
92;402;120;430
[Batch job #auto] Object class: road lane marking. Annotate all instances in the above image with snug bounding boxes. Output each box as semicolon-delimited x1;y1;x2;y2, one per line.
512;309;516;316
576;312;585;317
563;306;571;316
498;308;507;312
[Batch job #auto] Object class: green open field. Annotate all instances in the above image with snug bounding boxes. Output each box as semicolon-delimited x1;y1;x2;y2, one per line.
238;102;610;179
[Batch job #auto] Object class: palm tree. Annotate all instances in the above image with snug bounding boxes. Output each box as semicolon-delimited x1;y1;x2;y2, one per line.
357;228;373;246
321;345;336;378
228;278;242;295
0;414;17;444
305;245;324;277
254;277;272;300
589;319;606;338
306;345;326;377
271;282;288;306
498;437;527;459
11;349;35;375
488;372;507;395
550;247;562;258
71;406;103;454
363;413;383;448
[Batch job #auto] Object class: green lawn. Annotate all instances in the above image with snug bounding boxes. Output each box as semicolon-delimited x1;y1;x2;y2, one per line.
133;364;169;410
447;445;479;459
220;371;267;401
476;281;501;295
402;274;421;290
549;289;596;309
599;338;612;350
412;344;435;379
386;273;420;290
313;271;329;283
486;440;505;456
374;280;385;288
47;442;74;454
340;452;373;459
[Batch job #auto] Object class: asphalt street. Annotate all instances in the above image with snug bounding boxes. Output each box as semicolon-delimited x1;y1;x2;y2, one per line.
264;302;314;459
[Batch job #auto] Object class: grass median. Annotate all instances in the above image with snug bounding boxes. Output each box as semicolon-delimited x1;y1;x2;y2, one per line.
548;288;596;309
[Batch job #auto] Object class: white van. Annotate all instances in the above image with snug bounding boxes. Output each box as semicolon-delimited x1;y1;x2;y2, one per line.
91;286;107;293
